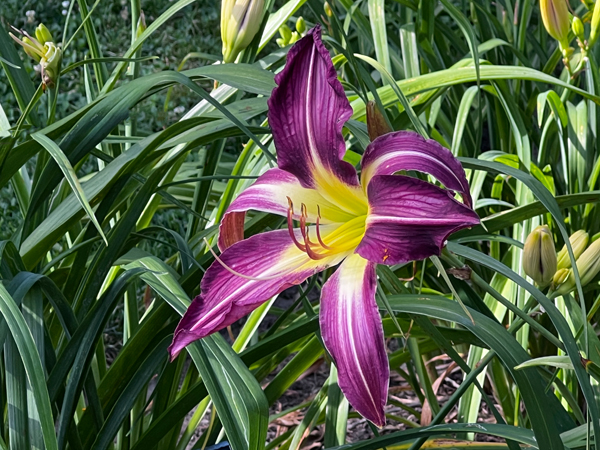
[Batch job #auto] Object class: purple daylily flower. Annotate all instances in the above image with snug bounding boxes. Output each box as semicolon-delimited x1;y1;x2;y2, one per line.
169;25;479;426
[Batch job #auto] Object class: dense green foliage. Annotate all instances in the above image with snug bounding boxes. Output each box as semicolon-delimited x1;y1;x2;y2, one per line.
3;1;600;450
1;0;221;239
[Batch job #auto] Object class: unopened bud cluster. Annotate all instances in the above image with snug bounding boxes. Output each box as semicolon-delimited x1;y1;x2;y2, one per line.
522;227;600;295
10;23;62;88
553;237;600;295
276;17;306;48
539;0;600;68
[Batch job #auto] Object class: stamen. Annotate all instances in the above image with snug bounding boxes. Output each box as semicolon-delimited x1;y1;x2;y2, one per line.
203;238;282;281
286;197;306;252
298;205;328;260
299;203;307;238
315;205;332;250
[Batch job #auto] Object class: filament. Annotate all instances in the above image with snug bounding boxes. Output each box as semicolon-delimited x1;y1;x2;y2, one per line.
286;197;307;252
315;205;332;249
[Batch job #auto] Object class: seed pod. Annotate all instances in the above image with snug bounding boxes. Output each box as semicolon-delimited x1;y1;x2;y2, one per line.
556;230;589;270
540;0;571;49
522;225;557;287
9;26;62;88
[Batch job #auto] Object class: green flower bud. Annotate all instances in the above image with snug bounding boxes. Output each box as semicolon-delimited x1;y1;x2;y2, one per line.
279;24;292;44
221;0;266;63
572;16;585;42
296;16;306;34
35;23;54;45
554;238;600;295
552;268;571;290
289;31;300;44
557;230;589;270
324;2;333;17
21;36;42;63
540;0;571;49
575;238;600;286
522;225;557;287
366;100;393;141
136;11;147;39
590;0;600;47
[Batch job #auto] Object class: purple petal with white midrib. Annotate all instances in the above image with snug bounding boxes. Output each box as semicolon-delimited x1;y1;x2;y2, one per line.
268;25;359;189
169;229;345;358
320;253;389;427
356;175;480;265
361;131;473;207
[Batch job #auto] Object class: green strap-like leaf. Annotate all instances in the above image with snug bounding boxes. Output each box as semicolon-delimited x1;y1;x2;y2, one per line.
350;64;600;119
0;284;58;450
31;133;108;245
384;294;567;449
124;255;269;450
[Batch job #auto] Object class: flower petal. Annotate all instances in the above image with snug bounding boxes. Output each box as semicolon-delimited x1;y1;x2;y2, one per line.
268;25;367;215
320;253;388;427
361;131;473;207
356;175;480;265
169;229;346;358
218;168;357;250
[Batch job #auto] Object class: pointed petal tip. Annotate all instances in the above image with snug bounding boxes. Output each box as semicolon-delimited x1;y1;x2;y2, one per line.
372;413;387;429
167;341;181;362
320;254;389;429
168;329;191;362
341;384;387;428
353;399;386;428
